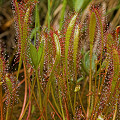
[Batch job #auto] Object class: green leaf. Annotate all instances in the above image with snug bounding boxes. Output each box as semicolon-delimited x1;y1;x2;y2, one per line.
59;0;67;31
30;27;40;41
82;0;91;10
77;77;84;83
22;7;30;51
29;43;38;69
65;13;78;65
5;74;13;93
89;12;96;84
73;24;80;69
75;0;91;12
37;41;44;66
84;51;97;73
34;3;41;45
89;12;96;49
29;40;44;70
31;105;35;114
111;49;119;93
75;0;84;12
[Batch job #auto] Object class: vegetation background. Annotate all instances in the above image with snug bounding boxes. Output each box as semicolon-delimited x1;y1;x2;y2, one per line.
0;0;120;120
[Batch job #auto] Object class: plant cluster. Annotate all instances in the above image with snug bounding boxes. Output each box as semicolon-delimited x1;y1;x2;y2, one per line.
0;0;120;120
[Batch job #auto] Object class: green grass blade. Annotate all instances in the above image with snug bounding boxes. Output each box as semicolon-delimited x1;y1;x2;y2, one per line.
34;2;41;45
51;86;62;116
59;0;67;31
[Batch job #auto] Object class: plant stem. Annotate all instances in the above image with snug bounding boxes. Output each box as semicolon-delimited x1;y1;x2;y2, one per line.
36;70;43;120
19;62;27;120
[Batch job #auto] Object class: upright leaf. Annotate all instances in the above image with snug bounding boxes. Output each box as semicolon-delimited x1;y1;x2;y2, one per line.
34;2;41;45
37;41;44;66
75;0;84;12
73;24;80;68
73;24;80;80
29;41;44;70
5;74;13;94
29;43;38;69
65;13;78;65
75;0;91;12
89;12;96;50
89;12;96;72
59;0;67;31
111;49;119;93
88;12;96;117
22;7;30;53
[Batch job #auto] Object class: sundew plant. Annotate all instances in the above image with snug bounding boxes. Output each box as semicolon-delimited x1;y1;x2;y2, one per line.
0;0;120;119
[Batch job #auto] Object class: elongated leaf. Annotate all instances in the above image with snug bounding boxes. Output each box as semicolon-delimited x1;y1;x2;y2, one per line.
88;12;96;113
107;34;114;54
73;24;80;69
46;33;61;78
29;43;38;69
28;40;44;70
22;7;30;51
59;0;67;31
30;27;40;41
75;0;84;12
54;33;61;57
37;41;44;66
15;1;23;79
84;51;97;73
89;12;96;82
64;13;78;114
34;3;41;45
65;13;78;64
89;12;96;49
77;77;84;83
49;33;61;75
5;74;12;93
43;33;61;114
97;56;109;74
75;0;91;12
111;49;119;93
40;36;45;76
15;1;22;41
